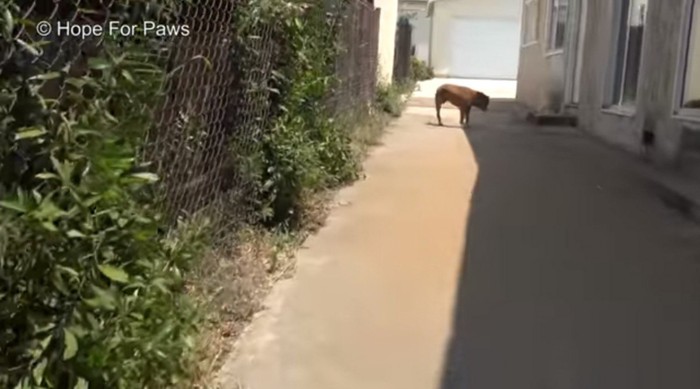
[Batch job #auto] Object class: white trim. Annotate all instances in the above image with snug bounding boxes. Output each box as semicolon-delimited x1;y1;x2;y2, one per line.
603;2;623;106
545;0;568;52
673;0;700;115
521;41;539;49
545;0;554;50
521;0;539;47
545;48;564;57
605;0;648;109
570;0;588;104
616;1;634;105
562;0;584;106
674;110;700;124
602;106;636;117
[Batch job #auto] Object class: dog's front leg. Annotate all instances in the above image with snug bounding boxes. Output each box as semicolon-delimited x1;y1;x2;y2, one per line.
463;105;472;128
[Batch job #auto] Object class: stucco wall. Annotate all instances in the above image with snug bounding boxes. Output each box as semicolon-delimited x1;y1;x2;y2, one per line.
408;12;431;63
430;0;522;77
516;0;700;163
576;0;688;162
515;0;566;113
376;0;399;83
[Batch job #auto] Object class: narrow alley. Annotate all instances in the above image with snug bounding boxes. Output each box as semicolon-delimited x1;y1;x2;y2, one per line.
217;91;700;389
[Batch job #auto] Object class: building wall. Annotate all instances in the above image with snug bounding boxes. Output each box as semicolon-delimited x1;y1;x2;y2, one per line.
517;0;700;164
406;12;431;63
576;0;693;162
376;0;399;83
430;0;522;77
515;0;566;113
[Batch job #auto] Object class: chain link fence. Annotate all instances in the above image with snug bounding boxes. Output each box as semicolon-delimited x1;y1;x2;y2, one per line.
2;0;380;238
328;0;381;114
0;1;386;385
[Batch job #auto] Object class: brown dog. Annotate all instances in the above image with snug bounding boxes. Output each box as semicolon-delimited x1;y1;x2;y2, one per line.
435;84;490;127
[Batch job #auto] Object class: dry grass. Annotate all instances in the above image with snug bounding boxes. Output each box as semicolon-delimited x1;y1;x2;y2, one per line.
350;107;391;158
183;191;336;388
185;228;276;389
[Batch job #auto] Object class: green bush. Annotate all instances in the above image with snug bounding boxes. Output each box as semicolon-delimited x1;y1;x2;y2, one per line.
0;3;208;388
410;57;434;81
376;83;403;117
237;0;359;229
0;0;392;386
376;81;415;117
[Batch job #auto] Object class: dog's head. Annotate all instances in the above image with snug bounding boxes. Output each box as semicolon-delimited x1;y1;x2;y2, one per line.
474;92;490;111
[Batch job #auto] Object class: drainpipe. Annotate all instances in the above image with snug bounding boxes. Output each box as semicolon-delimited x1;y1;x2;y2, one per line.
427;0;434;67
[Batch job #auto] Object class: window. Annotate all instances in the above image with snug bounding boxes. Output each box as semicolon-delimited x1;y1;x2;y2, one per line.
522;0;538;46
546;0;568;52
681;0;700;111
610;0;647;107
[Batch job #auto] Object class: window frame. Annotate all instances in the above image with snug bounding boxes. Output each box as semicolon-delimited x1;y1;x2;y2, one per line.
521;0;539;47
604;0;647;111
674;0;700;122
545;0;567;54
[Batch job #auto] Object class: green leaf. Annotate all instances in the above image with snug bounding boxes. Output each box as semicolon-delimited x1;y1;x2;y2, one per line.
0;200;27;213
32;358;47;384
41;221;58;232
4;9;14;37
74;377;89;389
13;377;30;389
35;172;60;180
33;199;67;221
88;58;111;70
83;195;102;207
129;172;159;182
104;110;119;123
67;230;86;238
64;77;86;88
56;265;80;279
84;286;117;311
191;54;212;69
16;39;40;56
39;334;52;351
98;264;129;283
121;69;134;83
63;328;78;360
30;72;61;81
14;127;47;140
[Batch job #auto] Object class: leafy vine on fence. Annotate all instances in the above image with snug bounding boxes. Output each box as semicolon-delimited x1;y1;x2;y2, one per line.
0;0;399;387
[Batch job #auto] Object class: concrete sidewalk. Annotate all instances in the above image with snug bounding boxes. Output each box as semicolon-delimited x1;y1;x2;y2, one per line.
217;103;475;389
217;98;700;389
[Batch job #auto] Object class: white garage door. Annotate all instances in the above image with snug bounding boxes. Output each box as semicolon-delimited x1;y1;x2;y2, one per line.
449;18;521;79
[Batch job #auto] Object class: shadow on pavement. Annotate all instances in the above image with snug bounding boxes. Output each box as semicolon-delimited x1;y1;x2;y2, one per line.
439;103;700;389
